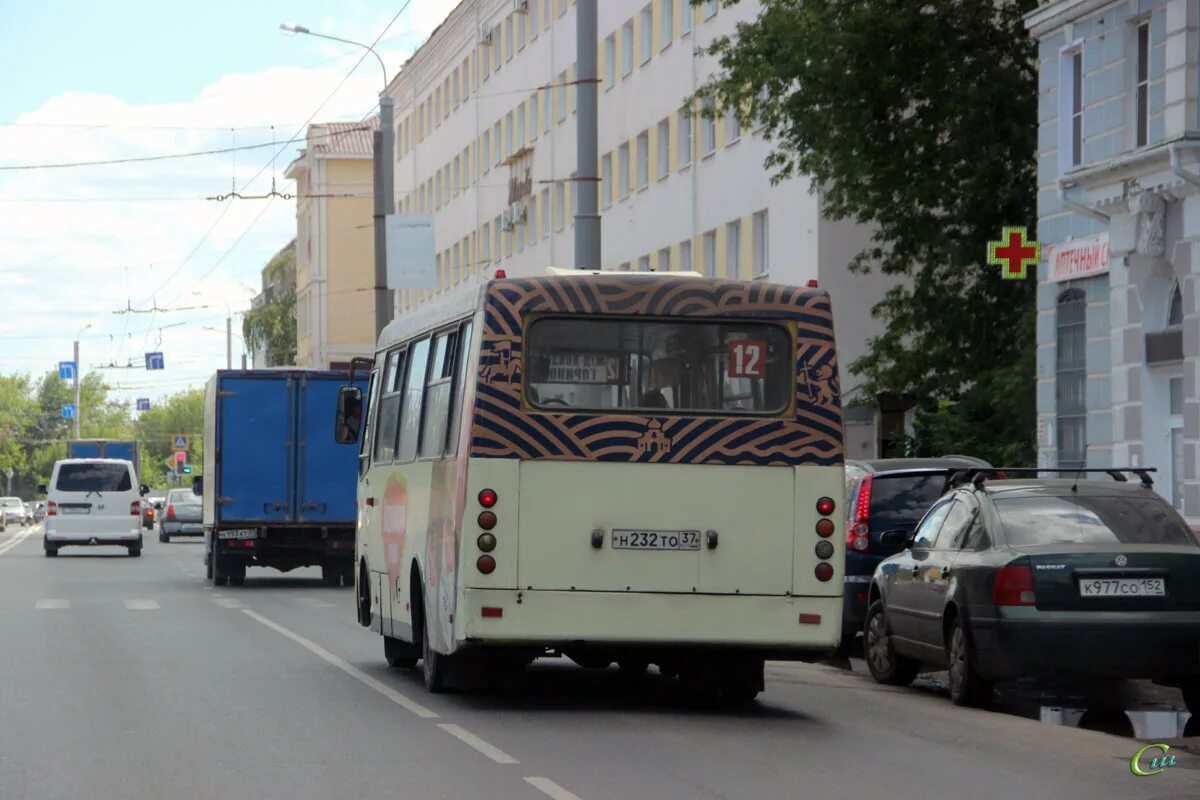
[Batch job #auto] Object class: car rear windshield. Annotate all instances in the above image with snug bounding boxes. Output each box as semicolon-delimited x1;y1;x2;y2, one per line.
168;490;199;505
55;463;132;493
994;495;1198;546
524;317;793;415
866;474;950;532
1;498;21;508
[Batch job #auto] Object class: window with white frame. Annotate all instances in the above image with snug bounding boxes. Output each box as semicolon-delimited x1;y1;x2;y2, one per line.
752;210;769;275
659;0;673;49
658;246;671;270
701;98;717;156
618;143;630;197
638;255;651;271
530;94;539;140
482;130;491;173
703;0;717;20
1135;21;1150;148
640;5;653;63
679;110;692;168
505;226;513;258
517;10;526;50
453;72;460;108
1059;47;1084;170
681;0;693;35
637;131;649;190
506;112;514;158
494;122;502;164
702;231;717;278
680;239;692;271
543;0;551;28
540;188;550;238
601;154;612;208
542;87;551;132
605;35;616;88
725;106;741;143
516;107;525;150
555;181;566;230
622;21;634;76
530;1;538;39
557;72;567;122
481;223;491;263
726;220;741;276
505;17;513;61
657;119;670;179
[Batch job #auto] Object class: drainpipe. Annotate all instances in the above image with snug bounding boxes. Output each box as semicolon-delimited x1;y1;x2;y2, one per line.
1058;183;1110;224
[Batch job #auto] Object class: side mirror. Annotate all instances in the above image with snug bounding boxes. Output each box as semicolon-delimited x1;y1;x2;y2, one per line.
334;385;364;445
879;529;910;551
192;476;204;496
139;483;149;496
37;484;47;494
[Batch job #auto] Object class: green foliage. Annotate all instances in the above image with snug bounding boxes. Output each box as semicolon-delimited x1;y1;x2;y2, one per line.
135;389;205;489
243;239;297;366
695;0;1038;465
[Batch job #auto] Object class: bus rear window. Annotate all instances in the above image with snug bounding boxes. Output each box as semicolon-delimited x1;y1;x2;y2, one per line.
524;317;792;415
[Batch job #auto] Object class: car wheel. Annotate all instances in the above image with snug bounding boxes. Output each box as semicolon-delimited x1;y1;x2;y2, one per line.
947;618;991;707
864;599;920;686
128;547;141;557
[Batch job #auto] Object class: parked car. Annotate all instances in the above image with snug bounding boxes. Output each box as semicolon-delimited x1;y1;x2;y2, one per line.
0;497;25;527
40;459;148;557
864;468;1200;711
158;488;202;542
839;456;992;650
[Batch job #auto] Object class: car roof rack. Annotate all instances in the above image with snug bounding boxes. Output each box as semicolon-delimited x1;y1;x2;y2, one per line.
946;467;1156;490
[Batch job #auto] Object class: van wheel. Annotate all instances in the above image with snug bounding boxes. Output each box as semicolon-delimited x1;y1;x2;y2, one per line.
44;547;58;557
420;593;449;693
128;547;141;558
864;600;919;686
947;618;990;707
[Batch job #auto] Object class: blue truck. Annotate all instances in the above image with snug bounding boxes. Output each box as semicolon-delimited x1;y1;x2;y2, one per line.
196;369;366;587
67;439;141;477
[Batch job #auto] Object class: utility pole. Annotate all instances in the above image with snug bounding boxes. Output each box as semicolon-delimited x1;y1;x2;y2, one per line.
373;95;395;338
72;338;81;439
226;314;233;370
574;0;600;270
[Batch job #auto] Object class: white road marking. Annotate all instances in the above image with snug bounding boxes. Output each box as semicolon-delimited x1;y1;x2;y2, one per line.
213;598;245;609
438;723;518;764
241;609;438;719
124;599;160;610
525;777;586;800
0;528;37;556
35;599;69;610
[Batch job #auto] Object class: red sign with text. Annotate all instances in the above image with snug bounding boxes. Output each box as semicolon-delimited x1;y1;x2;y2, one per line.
728;339;767;379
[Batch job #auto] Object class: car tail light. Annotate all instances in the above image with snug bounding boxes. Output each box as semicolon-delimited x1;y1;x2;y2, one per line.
47;501;57;517
495;269;507;278
476;555;496;574
478;489;497;508
166;504;176;521
814;562;835;582
993;564;1036;606
816;496;836;516
130;501;141;516
847;475;873;552
478;511;497;530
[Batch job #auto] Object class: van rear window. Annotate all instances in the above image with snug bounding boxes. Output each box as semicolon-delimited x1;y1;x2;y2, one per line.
56;463;132;493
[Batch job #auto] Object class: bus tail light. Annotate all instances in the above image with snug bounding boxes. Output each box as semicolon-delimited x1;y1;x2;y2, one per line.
481;606;503;618
478;511;497;530
816;496;836;516
798;613;822;625
814;562;835;582
477;533;497;552
815;518;835;537
47;502;57;517
814;540;834;559
476;555;496;575
129;501;141;517
478;489;498;508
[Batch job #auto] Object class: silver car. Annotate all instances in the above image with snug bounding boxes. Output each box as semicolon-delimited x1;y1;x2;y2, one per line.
158;488;203;542
0;497;24;526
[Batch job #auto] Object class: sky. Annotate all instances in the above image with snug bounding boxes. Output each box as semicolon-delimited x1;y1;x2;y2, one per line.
0;0;456;409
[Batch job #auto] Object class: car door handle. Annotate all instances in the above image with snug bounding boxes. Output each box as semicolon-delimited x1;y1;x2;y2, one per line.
911;565;920;576
941;567;951;578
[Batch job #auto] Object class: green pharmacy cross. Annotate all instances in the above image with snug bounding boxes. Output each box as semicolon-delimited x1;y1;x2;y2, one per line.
988;227;1040;280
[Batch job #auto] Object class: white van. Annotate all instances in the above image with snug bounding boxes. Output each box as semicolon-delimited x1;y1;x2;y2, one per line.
41;459;148;557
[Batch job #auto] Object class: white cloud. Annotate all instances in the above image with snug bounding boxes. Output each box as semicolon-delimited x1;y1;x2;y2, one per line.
0;2;456;404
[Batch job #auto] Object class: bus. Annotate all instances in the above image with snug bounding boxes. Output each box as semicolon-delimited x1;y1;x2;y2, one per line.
334;269;846;698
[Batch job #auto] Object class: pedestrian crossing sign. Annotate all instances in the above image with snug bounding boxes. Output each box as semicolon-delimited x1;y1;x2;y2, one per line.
172;434;189;451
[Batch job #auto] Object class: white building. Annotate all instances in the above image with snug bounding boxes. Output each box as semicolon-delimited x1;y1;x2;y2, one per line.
385;0;900;456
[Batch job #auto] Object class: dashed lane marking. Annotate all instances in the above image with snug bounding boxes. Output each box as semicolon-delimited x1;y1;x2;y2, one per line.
438;723;518;764
124;599;160;610
35;599;69;610
213;598;246;609
525;777;587;800
241;609;438;719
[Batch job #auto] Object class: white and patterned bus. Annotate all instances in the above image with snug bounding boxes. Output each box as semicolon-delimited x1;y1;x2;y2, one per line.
335;270;846;699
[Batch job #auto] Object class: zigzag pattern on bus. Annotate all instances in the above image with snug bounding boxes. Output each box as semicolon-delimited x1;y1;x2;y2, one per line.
468;276;845;466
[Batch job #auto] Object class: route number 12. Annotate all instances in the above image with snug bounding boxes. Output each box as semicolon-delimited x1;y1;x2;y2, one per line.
728;340;767;378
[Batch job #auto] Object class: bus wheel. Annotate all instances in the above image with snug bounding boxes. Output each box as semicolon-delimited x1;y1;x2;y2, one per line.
321;563;341;587
420;596;449;693
618;658;649;676
720;656;764;704
356;561;371;627
384;635;418;669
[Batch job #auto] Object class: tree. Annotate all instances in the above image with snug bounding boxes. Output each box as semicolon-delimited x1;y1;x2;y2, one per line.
135;388;205;489
695;0;1038;465
243;240;297;366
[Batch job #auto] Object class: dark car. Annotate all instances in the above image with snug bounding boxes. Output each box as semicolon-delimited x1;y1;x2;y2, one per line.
142;497;163;530
839;456;991;649
158;488;202;542
864;468;1200;710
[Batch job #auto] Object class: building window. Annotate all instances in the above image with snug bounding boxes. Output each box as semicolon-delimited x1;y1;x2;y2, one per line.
1056;289;1087;470
517;10;526;50
530;94;539;141
601;154;612;208
679;239;692;271
702;230;717;278
701;98;717;156
656;119;670;180
622;21;634;76
506;112;514;158
637;255;650;271
681;0;693;35
481;130;491;173
752;210;768;276
636;131;649;190
659;0;673;49
657;246;671;271
1061;49;1083;169
542;87;551;132
726;220;741;277
1169;282;1183;326
678;110;692;169
540;188;550;238
640;5;653;64
725;106;741;144
555;181;566;231
557;72;568;122
1135;22;1149;147
618;143;630;198
494;122;502;165
605;34;616;88
543;0;551;29
481;223;491;263
517;107;526;149
619;262;631;272
505;17;513;61
703;0;717;20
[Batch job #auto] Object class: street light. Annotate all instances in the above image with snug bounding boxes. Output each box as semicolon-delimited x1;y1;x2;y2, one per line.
192;292;250;370
281;21;394;339
73;324;92;439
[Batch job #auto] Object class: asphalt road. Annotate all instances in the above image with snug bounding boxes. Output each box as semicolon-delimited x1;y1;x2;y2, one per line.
0;523;1196;800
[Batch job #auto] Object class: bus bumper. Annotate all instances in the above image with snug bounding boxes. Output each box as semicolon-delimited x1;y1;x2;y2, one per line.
459;589;841;658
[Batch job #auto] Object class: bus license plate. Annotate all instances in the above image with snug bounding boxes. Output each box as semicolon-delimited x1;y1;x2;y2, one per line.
611;529;701;551
1079;577;1166;597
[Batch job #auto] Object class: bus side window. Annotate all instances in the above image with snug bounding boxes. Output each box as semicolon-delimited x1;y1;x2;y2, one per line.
419;329;458;459
446;320;474;456
373;349;406;464
397;337;431;463
359;368;379;475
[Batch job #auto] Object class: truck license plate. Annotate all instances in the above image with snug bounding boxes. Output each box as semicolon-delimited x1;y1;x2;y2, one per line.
217;529;257;540
611;529;701;551
1079;577;1166;597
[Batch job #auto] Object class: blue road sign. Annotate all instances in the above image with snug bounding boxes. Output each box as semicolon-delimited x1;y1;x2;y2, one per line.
172;434;189;451
61;403;76;420
136;398;151;411
145;352;165;370
58;361;77;381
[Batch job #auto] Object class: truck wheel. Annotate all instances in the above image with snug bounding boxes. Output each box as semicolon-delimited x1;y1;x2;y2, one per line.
212;550;228;586
228;563;246;587
321;564;341;587
384;635;419;669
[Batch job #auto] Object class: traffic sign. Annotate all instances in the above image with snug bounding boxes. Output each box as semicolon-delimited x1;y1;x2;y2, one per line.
172;434;189;451
136;398;151;411
145;352;165;370
61;403;76;420
58;361;77;381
